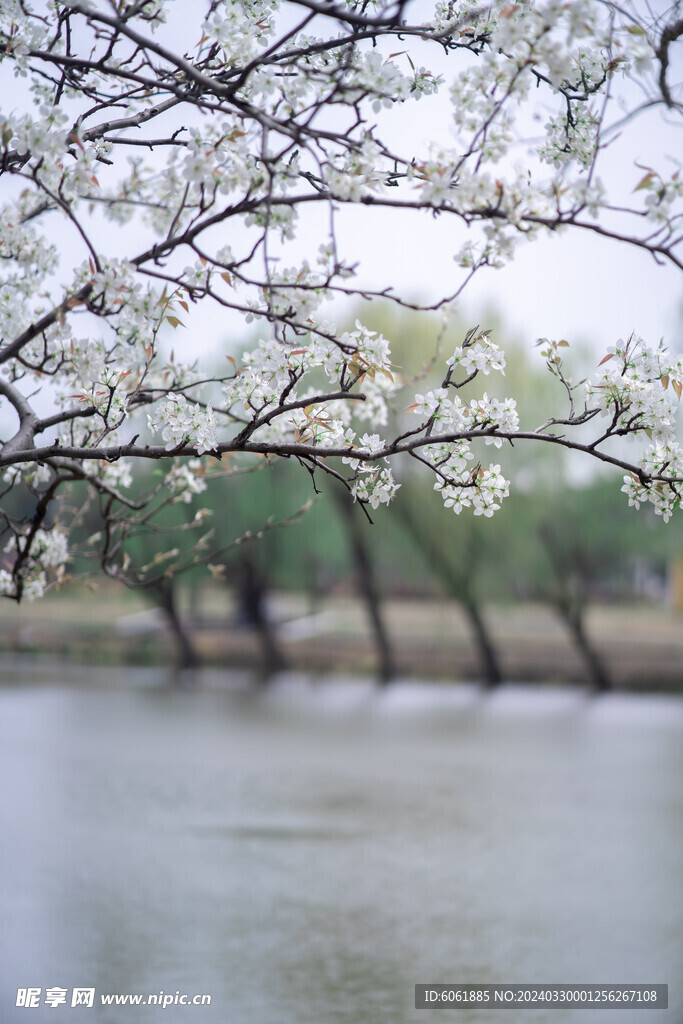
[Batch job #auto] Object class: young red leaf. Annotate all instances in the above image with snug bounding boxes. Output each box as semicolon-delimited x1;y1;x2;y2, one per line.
634;172;655;191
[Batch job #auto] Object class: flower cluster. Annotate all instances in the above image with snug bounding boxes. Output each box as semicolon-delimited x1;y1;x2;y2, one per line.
411;325;518;515
586;337;682;444
634;170;683;226
412;388;519;443
448;335;506;376
621;446;683;522
247;262;327;324
220;320;394;435
325;134;388;201
0;528;69;601
586;336;683;519
434;458;510;517
350;467;400;510
201;0;276;67
539;112;599;170
166;459;208;503
148;394;218;456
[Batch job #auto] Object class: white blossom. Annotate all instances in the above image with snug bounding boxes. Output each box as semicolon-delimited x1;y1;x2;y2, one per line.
148;394;218;455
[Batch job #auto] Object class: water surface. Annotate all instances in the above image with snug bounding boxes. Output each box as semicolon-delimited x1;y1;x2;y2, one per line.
1;675;681;1023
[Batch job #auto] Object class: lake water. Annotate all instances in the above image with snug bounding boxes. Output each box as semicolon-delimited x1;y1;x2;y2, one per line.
1;672;682;1023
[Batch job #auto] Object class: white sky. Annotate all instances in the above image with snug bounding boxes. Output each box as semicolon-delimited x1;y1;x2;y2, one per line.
325;196;683;352
189;1;683;367
309;17;683;359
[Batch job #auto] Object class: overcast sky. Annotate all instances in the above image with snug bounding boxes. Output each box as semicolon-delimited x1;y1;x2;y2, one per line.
311;18;683;361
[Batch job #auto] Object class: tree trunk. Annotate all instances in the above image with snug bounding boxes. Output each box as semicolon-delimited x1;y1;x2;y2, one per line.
462;599;503;688
396;501;503;687
556;598;612;693
334;490;396;685
152;578;201;672
537;525;613;693
236;556;287;682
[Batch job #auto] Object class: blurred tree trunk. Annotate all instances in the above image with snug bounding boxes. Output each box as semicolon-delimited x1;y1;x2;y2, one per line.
334;490;396;685
538;526;613;693
554;595;612;692
462;596;503;689
151;577;201;671
396;500;503;688
235;555;287;681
